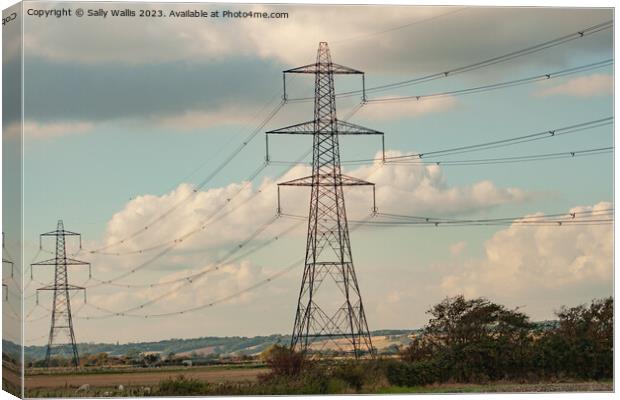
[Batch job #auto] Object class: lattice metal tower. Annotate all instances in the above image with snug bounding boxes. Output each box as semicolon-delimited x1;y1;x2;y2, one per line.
32;220;90;368
2;233;13;301
267;42;384;357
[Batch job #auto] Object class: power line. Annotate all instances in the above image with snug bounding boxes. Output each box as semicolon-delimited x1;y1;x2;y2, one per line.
361;20;612;96
75;213;376;320
378;208;612;222
375;208;612;224
30;122;326;291
79;148;312;288
274;145;612;169
77;257;303;320
90;161;269;257
84;216;287;313
386;146;612;166
332;7;469;44
80;97;372;259
354;219;612;227
268;117;613;166
84;182;265;288
363;58;613;104
94;216;304;290
384;117;613;160
164;93;282;193
79;98;365;260
85;99;287;254
281;208;613;227
288;20;612;102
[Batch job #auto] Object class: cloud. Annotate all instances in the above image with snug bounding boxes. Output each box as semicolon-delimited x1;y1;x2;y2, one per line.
439;201;613;304
359;96;458;121
81;258;271;333
349;151;529;217
24;120;94;138
23;56;282;125
18;7;612;132
153;105;258;130
2;3;21;63
449;241;467;256
535;74;613;97
93;153;528;275
44;151;529;323
22;6;612;74
3;120;95;140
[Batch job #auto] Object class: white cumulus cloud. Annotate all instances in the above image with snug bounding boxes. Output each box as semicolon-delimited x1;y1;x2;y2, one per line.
92;153;528;276
72;153;530;321
440;201;613;304
449;241;467;256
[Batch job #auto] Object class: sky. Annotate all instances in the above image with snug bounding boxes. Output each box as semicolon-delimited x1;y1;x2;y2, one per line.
1;3;613;345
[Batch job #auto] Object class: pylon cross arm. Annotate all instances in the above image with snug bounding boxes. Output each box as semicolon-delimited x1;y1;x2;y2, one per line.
31;258;59;266
37;284;85;291
277;174;377;214
284;62;363;75
41;230;80;237
31;258;90;266
278;174;374;187
267;120;383;135
65;258;90;266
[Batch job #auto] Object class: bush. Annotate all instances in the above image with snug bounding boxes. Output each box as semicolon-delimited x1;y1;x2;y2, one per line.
156;375;208;396
261;345;305;378
331;361;367;390
385;360;440;387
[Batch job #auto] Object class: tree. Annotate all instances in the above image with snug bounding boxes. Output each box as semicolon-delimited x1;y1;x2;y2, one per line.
405;296;533;382
535;297;613;379
144;353;161;367
399;336;434;363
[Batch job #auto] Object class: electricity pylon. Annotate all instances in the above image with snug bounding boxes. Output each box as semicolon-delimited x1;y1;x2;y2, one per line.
267;42;384;357
32;220;90;368
2;233;13;301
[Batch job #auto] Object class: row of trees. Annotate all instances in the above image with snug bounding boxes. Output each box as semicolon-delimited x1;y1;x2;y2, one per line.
261;296;612;391
28;350;168;368
390;296;612;385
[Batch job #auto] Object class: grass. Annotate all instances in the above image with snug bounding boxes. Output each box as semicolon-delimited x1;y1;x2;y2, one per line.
25;362;264;376
24;376;614;397
374;381;614;394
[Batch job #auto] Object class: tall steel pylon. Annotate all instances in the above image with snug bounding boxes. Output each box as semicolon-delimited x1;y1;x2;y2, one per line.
2;233;14;301
267;42;384;357
32;220;90;368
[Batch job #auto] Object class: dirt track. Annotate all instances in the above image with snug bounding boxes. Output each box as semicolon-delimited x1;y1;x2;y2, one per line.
25;367;268;389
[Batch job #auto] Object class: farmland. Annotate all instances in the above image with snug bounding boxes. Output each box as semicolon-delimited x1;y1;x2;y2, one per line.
24;365;266;392
20;364;612;398
7;296;612;397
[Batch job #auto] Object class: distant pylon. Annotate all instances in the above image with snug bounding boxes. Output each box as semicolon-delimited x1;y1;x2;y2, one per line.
267;42;384;357
2;233;13;301
32;220;90;368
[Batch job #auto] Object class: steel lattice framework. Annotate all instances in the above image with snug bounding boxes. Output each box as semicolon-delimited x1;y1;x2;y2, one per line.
2;233;13;301
32;220;90;368
267;42;384;357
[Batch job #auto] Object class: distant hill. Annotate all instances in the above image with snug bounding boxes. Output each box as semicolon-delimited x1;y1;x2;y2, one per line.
18;329;418;361
13;322;556;362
